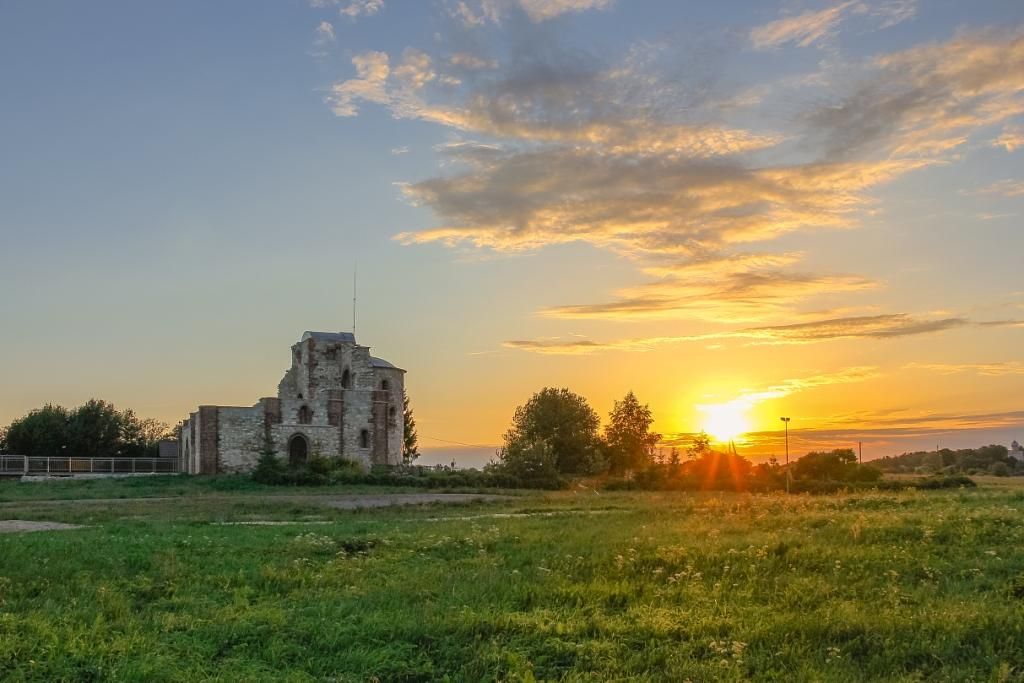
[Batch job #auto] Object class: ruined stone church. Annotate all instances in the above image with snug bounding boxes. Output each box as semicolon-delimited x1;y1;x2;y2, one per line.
179;332;405;474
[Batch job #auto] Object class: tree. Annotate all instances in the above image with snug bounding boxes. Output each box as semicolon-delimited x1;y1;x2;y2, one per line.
687;431;711;459
402;390;419;464
1;404;70;457
793;448;881;482
604;391;661;473
499;388;604;476
0;399;168;458
252;433;287;484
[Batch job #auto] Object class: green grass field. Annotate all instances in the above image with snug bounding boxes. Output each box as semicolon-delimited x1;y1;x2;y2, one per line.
1;476;1023;681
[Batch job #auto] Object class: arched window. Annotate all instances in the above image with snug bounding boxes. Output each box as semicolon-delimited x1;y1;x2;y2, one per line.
360;429;370;449
298;405;312;424
381;379;390;391
342;368;352;389
288;434;308;466
388;406;397;420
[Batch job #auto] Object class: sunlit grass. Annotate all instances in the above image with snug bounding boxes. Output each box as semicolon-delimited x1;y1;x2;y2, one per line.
1;481;1022;681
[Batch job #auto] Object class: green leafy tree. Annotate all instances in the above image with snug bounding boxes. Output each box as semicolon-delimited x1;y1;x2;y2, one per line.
793;448;881;482
494;440;560;483
499;388;605;476
1;404;70;457
604;391;661;473
402;390;419;464
1;400;168;458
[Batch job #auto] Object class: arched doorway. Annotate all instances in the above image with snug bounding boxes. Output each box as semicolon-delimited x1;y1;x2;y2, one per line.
288;434;309;467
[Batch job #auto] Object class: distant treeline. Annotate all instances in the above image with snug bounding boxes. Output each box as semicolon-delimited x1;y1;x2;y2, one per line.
873;445;1022;476
251;385;975;493
0;400;172;458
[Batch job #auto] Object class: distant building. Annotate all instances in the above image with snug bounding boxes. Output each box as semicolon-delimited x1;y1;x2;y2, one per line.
178;331;405;474
1010;440;1024;462
157;440;179;459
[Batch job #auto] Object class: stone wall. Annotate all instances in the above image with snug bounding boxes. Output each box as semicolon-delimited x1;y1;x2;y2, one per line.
180;331;406;473
216;406;265;472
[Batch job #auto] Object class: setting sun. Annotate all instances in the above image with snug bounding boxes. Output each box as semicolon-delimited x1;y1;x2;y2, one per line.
699;401;752;443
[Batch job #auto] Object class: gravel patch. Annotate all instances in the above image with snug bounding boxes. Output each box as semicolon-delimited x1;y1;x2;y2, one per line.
319;493;509;509
0;520;83;534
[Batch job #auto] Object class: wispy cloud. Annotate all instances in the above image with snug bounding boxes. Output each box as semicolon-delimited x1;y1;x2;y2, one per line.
327;51;391;116
310;0;384;18
341;0;384;18
503;313;976;355
804;27;1024;159
309;21;335;59
449;52;497;70
993;124;1024;152
726;366;880;404
541;270;876;322
969;179;1024;198
447;0;612;26
750;1;917;51
907;361;1024;376
694;367;880;434
873;0;917;29
750;1;863;50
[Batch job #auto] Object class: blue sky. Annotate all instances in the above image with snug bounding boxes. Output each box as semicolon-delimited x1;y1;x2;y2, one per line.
1;0;1022;465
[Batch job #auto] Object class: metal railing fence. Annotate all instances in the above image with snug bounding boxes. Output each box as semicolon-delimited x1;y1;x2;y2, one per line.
0;455;178;476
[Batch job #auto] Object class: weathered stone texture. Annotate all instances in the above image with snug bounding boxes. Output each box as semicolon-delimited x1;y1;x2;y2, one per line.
179;332;405;474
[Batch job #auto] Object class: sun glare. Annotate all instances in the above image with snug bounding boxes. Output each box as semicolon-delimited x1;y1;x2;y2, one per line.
699;401;751;443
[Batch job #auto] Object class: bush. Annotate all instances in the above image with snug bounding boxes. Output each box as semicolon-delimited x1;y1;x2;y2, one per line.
915;474;976;489
252;450;288;485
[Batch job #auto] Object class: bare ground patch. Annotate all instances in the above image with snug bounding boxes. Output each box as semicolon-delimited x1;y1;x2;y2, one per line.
0;520;83;533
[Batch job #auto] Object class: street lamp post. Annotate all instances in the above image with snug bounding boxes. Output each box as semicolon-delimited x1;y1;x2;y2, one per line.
780;417;791;494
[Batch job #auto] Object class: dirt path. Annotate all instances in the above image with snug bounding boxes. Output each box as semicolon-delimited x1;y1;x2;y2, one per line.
316;493;509;509
0;520;83;533
0;492;511;509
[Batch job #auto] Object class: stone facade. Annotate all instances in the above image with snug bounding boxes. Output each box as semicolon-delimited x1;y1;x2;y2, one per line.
179;332;405;473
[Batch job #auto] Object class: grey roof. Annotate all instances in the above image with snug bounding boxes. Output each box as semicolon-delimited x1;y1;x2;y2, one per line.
371;356;404;371
302;331;356;344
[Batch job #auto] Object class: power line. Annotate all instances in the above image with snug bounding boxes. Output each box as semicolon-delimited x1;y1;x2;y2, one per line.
415;436;495;450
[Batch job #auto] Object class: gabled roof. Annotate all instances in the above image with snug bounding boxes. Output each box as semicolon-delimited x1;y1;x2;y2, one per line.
302;331;356;344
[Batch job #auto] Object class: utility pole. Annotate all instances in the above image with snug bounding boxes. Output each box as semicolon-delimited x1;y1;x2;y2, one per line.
352;262;358;338
859;441;862;464
780;417;791;494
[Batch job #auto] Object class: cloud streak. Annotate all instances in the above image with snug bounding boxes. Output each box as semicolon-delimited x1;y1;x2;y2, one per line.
750;1;862;50
907;362;1024;376
503;313;977;354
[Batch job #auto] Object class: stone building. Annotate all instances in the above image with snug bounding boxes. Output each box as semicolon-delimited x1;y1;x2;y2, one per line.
179;331;405;474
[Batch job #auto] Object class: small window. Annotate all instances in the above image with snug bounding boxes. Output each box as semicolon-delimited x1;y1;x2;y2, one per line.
342;368;352;389
381;379;390;391
297;393;303;399
298;405;312;424
388;406;397;420
360;429;370;448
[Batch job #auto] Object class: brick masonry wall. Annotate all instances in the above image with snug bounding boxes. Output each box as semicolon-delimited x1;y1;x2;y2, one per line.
198;406;219;474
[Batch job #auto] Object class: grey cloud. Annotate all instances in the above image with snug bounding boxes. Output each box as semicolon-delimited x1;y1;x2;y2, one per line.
803;27;1024;159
